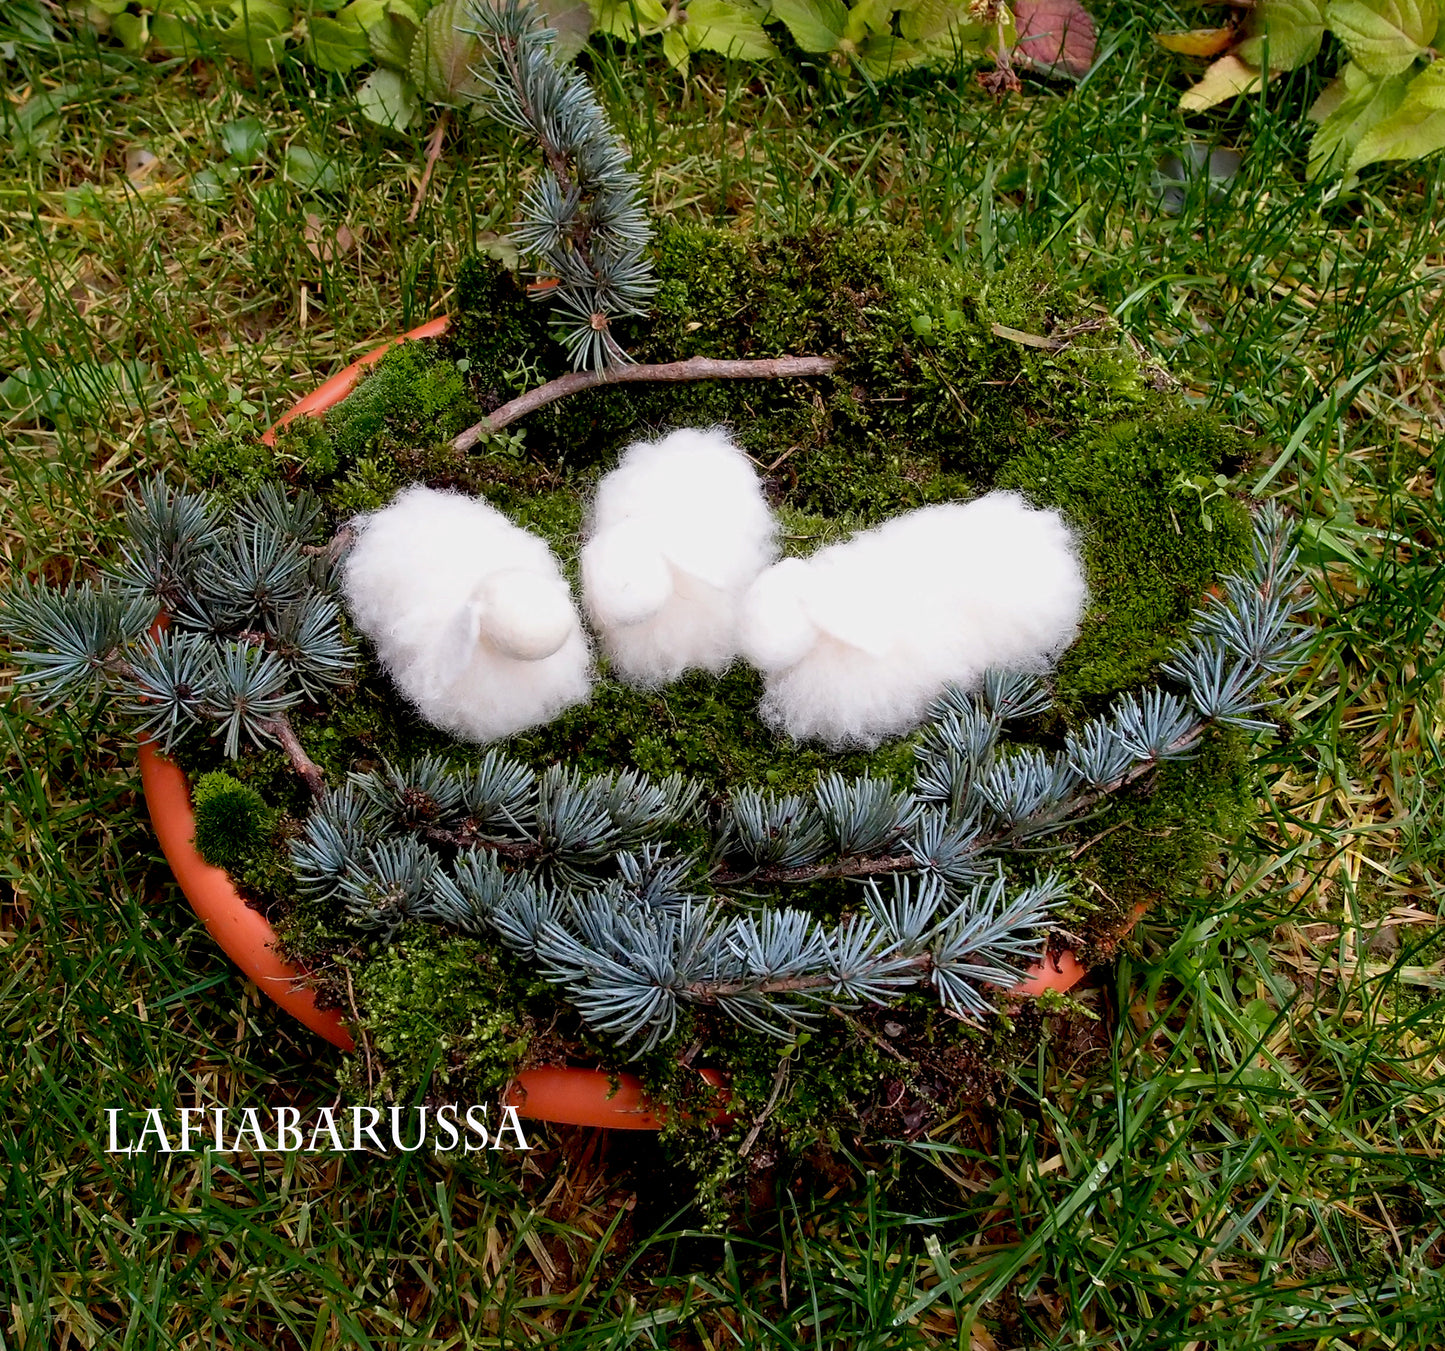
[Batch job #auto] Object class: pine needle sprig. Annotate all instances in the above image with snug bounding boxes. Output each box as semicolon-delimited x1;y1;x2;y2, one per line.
121;630;214;751
2;478;356;794
0;579;153;703
461;0;657;371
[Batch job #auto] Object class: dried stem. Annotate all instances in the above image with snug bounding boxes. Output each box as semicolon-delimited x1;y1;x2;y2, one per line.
451;354;839;451
420;823;541;862
262;714;327;799
406;109;450;224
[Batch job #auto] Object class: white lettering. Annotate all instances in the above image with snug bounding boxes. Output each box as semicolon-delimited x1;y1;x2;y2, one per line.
232;1107;268;1153
390;1106;428;1153
275;1107;303;1152
464;1105;489;1151
307;1107;346;1153
134;1108;173;1153
433;1104;460;1153
492;1104;531;1151
178;1107;204;1153
106;1109;132;1155
351;1106;386;1152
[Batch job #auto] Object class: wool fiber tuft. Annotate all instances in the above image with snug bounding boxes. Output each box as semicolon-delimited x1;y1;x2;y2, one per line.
739;492;1086;746
581;427;778;685
342;484;592;743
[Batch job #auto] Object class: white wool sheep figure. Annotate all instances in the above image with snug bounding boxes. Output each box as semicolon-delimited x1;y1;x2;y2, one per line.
580;426;778;686
342;484;592;743
739;491;1087;746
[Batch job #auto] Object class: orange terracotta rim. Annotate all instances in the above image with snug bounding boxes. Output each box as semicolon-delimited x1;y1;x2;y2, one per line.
144;318;1122;1130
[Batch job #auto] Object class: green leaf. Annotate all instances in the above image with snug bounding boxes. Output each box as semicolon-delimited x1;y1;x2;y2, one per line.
190;165;234;203
408;0;487;105
1407;58;1445;108
684;0;778;60
845;0;899;42
1349;69;1445;168
1324;0;1436;78
661;23;691;65
1307;62;1409;176
284;144;344;191
308;14;371;69
355;66;421;129
590;0;671;39
216;0;292;68
769;0;848;52
537;0;594;61
337;0;391;25
111;12;152;48
218;115;268;163
853;31;926;77
1237;0;1325;69
149;12;205;55
366;5;421;66
5;84;79;160
899;0;978;43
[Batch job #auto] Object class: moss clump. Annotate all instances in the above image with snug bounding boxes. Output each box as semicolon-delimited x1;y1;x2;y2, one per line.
190;771;274;872
351;928;534;1100
1001;409;1251;704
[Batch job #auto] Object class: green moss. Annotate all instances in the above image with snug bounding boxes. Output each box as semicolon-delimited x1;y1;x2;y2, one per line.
1072;729;1253;947
190;771;274;871
1000;409;1251;705
351;928;534;1100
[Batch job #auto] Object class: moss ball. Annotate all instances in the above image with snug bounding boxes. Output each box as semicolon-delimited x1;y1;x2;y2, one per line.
191;772;274;871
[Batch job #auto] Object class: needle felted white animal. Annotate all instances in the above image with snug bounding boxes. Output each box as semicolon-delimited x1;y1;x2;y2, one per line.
342;484;592;743
580;427;778;685
739;491;1087;746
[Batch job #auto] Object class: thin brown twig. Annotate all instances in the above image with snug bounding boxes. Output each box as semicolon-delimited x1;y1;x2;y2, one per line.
738;1056;790;1159
450;354;840;451
344;964;375;1095
407;109;450;224
262;713;327;799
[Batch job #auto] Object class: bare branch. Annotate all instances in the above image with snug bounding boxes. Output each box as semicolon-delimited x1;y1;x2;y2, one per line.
451;354;840;451
261;714;327;799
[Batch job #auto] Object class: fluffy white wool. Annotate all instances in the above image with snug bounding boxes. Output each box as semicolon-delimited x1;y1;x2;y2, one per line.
581;426;778;685
739;491;1087;746
342;484;592;743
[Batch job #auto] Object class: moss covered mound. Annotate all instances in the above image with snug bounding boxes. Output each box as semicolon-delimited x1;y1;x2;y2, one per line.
178;221;1256;1202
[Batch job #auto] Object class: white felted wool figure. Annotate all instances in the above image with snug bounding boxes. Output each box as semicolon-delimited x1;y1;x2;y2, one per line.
342;485;592;743
580;427;778;685
739;492;1087;746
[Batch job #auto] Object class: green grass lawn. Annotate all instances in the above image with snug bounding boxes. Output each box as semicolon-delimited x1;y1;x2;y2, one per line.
3;4;1444;1346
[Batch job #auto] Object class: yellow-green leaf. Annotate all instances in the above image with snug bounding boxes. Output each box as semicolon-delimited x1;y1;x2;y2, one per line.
1307;63;1409;175
1324;0;1436;78
1237;0;1324;69
685;0;779;60
770;0;848;52
1179;53;1266;111
537;0;594;61
590;0;670;38
1349;83;1445;168
1406;57;1445;108
662;23;691;65
853;31;926;77
366;6;419;67
1307;71;1350;121
1155;27;1237;56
